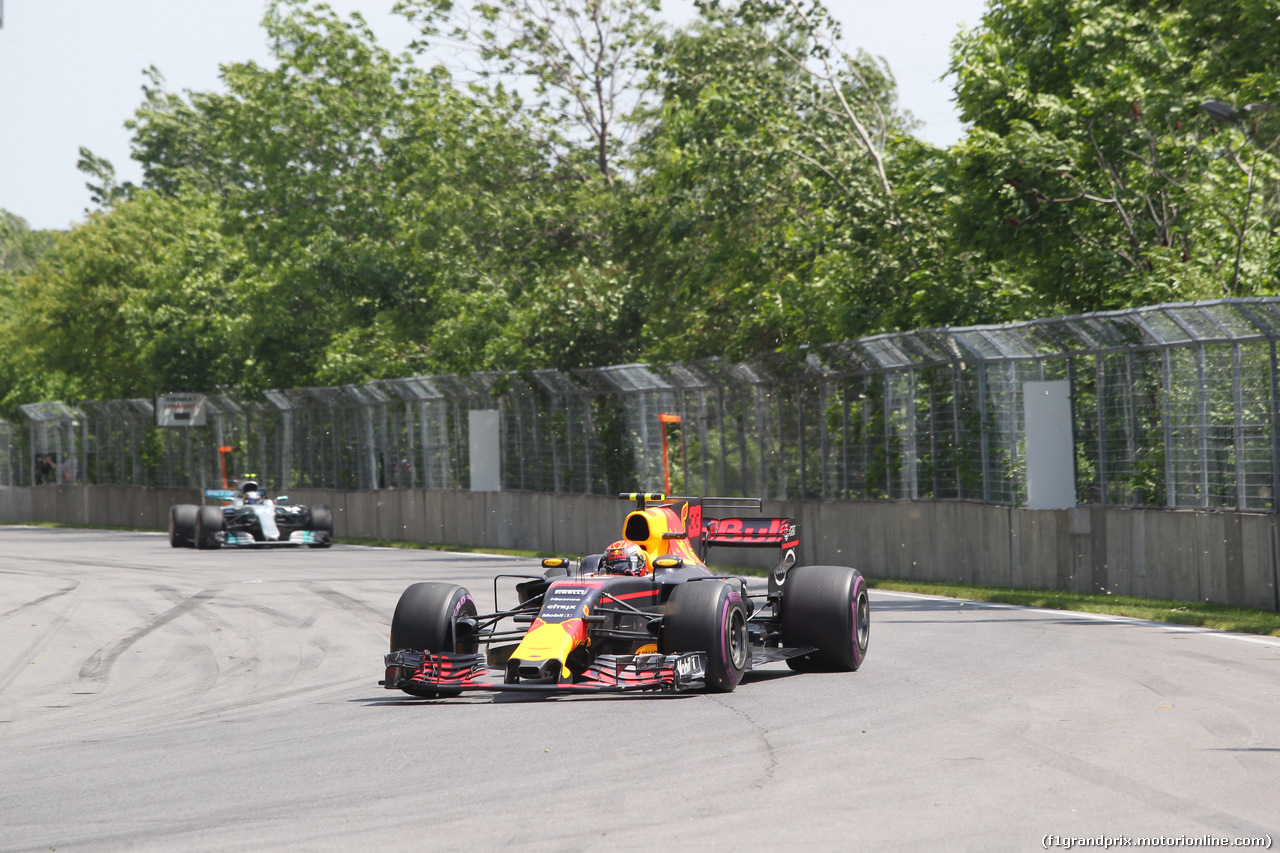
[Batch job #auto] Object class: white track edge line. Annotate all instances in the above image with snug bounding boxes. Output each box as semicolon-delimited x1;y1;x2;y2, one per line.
871;589;1280;648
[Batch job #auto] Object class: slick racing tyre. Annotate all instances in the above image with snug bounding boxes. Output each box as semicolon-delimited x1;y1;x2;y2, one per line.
170;504;198;548
390;582;479;699
195;506;224;550
780;566;869;672
661;580;749;693
306;505;333;548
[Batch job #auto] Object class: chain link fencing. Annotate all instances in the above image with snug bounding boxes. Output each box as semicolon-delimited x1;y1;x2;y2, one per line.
1;415;18;487
10;298;1280;512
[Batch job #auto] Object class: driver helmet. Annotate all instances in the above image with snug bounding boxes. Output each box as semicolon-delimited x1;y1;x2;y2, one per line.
239;480;264;504
602;540;649;576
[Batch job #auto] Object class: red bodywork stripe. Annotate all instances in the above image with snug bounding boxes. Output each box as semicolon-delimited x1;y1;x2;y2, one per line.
612;589;660;601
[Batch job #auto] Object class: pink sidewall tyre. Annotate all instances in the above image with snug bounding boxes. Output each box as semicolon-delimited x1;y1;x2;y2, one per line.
662;579;750;692
781;565;869;672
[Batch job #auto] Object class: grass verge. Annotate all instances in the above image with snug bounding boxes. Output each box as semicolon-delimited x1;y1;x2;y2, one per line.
871;579;1280;637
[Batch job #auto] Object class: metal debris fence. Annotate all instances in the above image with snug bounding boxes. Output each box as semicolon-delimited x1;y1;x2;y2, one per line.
9;298;1280;512
1;416;15;487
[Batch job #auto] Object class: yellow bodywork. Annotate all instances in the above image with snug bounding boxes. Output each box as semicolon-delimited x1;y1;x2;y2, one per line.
510;618;587;679
624;503;704;566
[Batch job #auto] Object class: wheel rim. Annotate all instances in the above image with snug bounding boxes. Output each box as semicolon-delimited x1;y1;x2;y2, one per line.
727;606;748;670
450;594;478;653
854;590;870;652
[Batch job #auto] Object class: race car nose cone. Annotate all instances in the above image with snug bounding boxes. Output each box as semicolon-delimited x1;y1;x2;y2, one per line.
510;658;560;684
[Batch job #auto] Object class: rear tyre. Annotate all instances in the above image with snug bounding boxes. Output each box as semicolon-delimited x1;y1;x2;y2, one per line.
306;505;333;548
169;504;198;548
195;506;224;550
390;582;478;699
781;566;869;672
661;580;749;692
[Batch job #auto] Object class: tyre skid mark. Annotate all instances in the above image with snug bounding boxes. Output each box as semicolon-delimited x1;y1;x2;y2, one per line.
304;583;387;623
0;579;80;622
0;603;78;694
68;677;374;731
52;639;227;733
79;588;223;682
0;554;185;572
211;601;317;630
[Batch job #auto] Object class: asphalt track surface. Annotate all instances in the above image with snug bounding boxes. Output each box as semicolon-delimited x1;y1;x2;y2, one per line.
1;527;1278;852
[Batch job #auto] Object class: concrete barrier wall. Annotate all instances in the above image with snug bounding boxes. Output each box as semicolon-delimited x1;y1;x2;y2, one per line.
0;486;33;523
13;485;1280;612
26;485;201;530
282;488;626;554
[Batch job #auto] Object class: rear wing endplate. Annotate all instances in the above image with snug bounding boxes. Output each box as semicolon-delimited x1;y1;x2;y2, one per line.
702;515;800;596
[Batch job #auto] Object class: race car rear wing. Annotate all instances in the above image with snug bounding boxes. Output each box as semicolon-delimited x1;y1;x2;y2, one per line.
703;516;799;550
618;494;799;594
703;514;800;596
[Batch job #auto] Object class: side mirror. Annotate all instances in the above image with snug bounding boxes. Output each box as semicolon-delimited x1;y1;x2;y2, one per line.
653;556;684;571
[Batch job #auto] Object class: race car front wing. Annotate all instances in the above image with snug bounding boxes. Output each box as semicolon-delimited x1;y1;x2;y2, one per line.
382;649;708;694
223;530;326;547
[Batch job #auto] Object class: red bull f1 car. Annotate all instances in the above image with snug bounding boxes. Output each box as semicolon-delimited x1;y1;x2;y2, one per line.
168;479;334;550
381;493;870;696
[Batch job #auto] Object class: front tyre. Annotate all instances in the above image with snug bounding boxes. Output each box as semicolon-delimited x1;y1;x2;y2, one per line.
390;582;478;699
195;506;224;550
661;580;749;692
306;505;333;548
781;566;869;672
170;504;198;548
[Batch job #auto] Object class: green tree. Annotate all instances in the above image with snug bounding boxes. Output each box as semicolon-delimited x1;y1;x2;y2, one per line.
0;190;246;409
124;0;573;386
127;66;245;198
620;0;953;362
0;195;242;422
0;211;60;418
76;147;133;210
948;0;1280;310
0;210;57;274
395;0;663;183
392;0;669;370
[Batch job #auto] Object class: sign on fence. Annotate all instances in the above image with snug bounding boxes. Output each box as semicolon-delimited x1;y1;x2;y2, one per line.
469;409;501;492
1024;381;1076;510
155;393;208;428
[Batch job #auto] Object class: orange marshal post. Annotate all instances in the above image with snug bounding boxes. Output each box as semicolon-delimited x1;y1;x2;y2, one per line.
657;413;681;494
